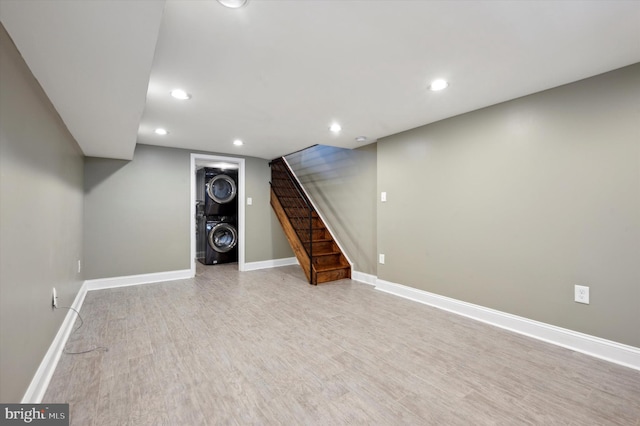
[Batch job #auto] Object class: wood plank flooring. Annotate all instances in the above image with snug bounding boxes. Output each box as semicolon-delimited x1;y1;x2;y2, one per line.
44;264;640;425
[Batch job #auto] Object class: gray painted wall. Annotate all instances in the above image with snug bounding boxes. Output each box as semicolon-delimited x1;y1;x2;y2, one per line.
0;25;84;402
377;64;640;347
286;144;377;275
84;145;189;278
84;144;292;279
244;156;294;263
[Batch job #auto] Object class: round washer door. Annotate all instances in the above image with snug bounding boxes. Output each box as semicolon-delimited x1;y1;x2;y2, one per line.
207;174;237;204
208;223;238;253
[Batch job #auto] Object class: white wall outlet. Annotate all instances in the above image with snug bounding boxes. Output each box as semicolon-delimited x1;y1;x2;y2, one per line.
379;254;385;264
575;285;589;304
52;288;58;308
247;197;253;205
381;192;387;202
77;260;82;274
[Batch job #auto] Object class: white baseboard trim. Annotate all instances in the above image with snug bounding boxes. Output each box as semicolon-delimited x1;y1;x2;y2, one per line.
85;269;193;291
22;282;88;403
242;257;299;272
375;278;640;371
352;271;376;286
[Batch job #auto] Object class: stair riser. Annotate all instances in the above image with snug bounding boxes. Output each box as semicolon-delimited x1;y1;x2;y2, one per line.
290;217;324;229
312;254;344;266
304;241;336;253
315;267;351;284
298;229;330;241
278;198;309;209
271;170;289;179
271;184;299;194
271;177;292;186
271;179;298;187
285;208;319;218
273;188;306;201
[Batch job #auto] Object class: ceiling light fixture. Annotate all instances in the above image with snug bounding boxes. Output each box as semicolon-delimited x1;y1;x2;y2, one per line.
154;128;168;135
217;0;248;8
429;79;449;91
170;89;191;100
233;139;244;146
355;136;368;143
329;123;342;133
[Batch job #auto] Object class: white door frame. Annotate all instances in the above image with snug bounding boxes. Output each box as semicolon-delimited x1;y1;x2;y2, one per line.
190;153;246;275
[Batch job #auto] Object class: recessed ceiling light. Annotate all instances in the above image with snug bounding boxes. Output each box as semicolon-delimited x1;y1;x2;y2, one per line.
217;0;247;8
154;128;169;135
429;79;449;91
355;136;368;143
329;123;342;133
233;139;244;146
170;89;191;100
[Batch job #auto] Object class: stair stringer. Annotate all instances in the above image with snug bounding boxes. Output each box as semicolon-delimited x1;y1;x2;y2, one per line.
270;188;313;282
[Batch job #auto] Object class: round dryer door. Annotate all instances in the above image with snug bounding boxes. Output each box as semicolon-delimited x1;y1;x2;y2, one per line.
207;174;237;204
208;223;238;253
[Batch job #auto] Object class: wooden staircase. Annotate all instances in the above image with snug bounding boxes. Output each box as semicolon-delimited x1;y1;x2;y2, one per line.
270;158;351;284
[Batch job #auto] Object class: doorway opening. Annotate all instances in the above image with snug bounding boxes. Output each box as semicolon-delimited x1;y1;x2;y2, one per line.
190;153;246;275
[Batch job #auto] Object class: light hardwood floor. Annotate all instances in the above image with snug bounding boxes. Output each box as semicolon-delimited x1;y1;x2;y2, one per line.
44;264;640;425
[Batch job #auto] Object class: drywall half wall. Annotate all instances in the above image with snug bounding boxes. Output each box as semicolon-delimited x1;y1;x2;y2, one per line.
286;144;377;275
377;63;640;348
83;144;292;279
0;24;84;402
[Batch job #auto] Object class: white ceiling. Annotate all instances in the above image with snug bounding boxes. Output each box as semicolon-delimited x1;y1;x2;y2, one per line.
0;0;164;159
2;0;639;161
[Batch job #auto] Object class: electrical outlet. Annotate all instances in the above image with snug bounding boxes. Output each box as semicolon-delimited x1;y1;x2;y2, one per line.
379;254;385;264
575;285;589;304
381;192;387;202
52;288;58;308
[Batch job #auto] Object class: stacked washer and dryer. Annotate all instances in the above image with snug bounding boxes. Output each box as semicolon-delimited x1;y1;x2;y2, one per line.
196;167;239;265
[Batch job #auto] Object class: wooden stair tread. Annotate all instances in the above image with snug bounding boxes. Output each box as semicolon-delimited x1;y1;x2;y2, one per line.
313;250;341;256
313;263;350;272
300;238;332;243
